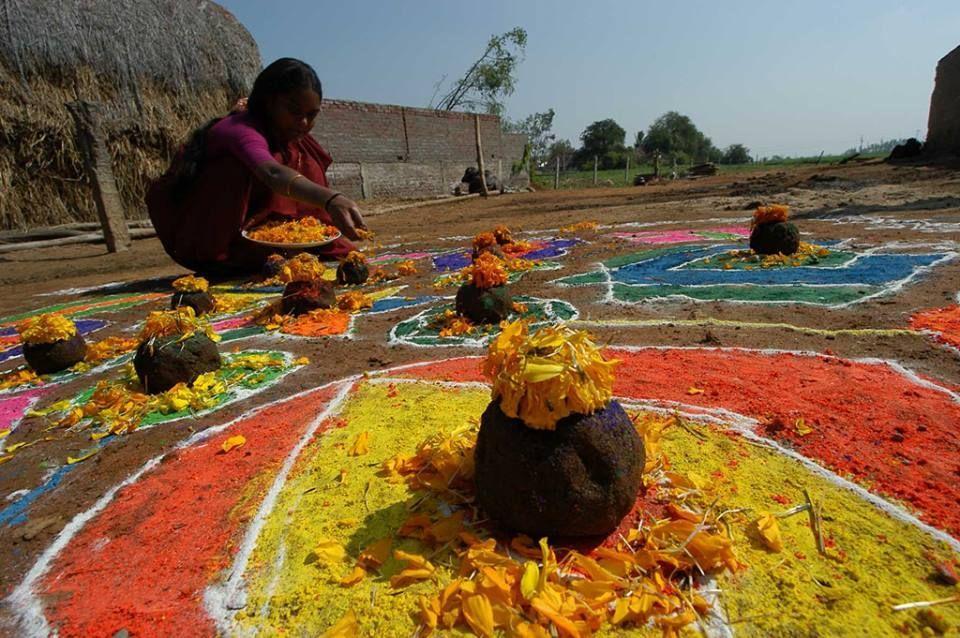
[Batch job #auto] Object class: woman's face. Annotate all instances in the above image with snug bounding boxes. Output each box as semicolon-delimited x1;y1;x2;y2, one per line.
266;88;321;144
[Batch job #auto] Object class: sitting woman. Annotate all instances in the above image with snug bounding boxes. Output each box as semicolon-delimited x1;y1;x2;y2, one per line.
147;57;366;275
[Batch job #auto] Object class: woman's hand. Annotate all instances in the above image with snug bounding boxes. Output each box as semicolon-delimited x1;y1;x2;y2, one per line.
326;194;367;241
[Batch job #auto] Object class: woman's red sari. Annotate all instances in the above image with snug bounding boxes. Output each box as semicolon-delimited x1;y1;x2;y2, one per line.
147;126;354;275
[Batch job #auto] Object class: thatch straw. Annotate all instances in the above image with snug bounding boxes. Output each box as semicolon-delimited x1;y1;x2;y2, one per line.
0;0;261;230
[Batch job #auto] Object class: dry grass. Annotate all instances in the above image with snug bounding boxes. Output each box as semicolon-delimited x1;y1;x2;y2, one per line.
0;0;261;230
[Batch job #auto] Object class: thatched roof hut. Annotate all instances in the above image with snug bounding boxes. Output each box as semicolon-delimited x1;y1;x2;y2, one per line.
0;0;261;230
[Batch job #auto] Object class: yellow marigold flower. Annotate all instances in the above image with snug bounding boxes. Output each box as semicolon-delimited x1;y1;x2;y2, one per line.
280;252;326;283
247;216;339;243
337;290;373;313
396;260;418;276
483;321;619;430
752;204;789;229
558;220;599;234
468;253;508;290
343;251;367;266
17;313;78;345
139;307;219;343
171;275;209;293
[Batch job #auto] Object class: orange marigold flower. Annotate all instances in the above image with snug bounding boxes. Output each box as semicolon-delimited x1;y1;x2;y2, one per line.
493;225;513;245
171;275;209;293
246;216;339;244
337;290;373;313
468;253;508;290
483;321;618;430
472;232;497;251
396;260;418;276
17;313;78;345
752;204;789;229
84;336;140;364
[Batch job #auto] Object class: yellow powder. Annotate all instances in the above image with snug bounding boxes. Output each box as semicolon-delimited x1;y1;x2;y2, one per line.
659;419;960;636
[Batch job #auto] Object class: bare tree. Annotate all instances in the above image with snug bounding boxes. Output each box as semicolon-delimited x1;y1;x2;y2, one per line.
433;27;527;115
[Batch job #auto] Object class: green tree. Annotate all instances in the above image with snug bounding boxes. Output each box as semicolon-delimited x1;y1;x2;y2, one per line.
504;109;556;164
577;119;627;169
432;27;527;115
641;111;718;163
545;139;575;170
721;144;752;164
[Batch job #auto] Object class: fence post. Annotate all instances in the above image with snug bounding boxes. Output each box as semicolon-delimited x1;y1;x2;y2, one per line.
593;156;598;186
359;162;372;199
474;115;489;196
554;156;560;189
65;100;131;253
624;157;630;186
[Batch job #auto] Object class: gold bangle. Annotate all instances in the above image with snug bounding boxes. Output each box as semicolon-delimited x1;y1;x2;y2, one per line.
285;173;305;197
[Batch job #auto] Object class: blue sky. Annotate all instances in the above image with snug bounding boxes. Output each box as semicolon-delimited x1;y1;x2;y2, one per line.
220;0;959;157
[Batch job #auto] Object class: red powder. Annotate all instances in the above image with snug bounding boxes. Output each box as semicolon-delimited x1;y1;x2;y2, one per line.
41;384;340;638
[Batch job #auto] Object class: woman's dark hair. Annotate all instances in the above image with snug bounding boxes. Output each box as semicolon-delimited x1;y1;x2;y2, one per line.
247;57;322;120
170;58;322;202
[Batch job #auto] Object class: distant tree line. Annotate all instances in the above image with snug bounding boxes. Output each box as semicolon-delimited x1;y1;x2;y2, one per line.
517;111;753;171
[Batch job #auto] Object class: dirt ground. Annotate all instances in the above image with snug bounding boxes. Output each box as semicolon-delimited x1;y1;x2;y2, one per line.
1;159;959;633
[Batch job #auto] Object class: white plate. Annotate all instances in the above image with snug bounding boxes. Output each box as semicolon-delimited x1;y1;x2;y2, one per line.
241;229;342;250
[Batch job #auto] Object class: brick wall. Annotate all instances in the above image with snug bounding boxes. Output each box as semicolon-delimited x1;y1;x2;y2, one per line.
312;99;529;200
927;44;960;156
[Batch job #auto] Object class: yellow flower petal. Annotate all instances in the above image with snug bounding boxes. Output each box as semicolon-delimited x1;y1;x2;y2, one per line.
755;512;784;552
462;594;495;637
348;431;370;456
520;561;540;599
321;609;358;638
221;435;246;453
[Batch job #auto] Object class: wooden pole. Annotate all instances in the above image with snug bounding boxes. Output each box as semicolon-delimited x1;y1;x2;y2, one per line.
624;157;630;185
593;155;598;186
65;101;131;253
554;156;560;189
474;115;489;196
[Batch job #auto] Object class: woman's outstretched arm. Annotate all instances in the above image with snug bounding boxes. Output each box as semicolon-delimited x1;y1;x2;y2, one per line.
254;160;367;239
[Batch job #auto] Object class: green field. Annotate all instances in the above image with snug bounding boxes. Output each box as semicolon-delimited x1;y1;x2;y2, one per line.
531;153;888;189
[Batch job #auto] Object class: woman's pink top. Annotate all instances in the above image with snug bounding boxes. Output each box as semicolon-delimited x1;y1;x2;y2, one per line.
206;112;275;170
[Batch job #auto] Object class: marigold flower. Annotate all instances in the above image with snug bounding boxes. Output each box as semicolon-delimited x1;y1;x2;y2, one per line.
472;232;497;252
247;217;339;243
752;204;789;229
171;275;209;293
139;307;219;343
483;321;618;430
467;253;508;290
17;313;78;345
343;251;367;266
337;291;373;313
84;336;140;364
396;260;418;276
493;225;513;245
559;220;599;234
280;253;325;283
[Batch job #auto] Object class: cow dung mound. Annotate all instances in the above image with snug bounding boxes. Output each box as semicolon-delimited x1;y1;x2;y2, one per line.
455;284;512;325
23;333;87;375
281;280;337;316
474;399;645;537
171;291;216;316
133;333;222;394
750;221;800;255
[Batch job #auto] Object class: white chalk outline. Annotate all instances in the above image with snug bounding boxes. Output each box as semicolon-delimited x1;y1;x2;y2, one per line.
552;241;959;308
